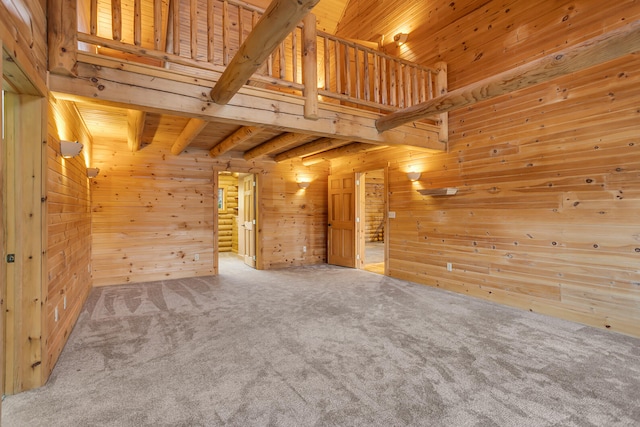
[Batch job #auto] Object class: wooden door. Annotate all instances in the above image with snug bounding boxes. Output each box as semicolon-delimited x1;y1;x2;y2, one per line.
327;173;356;267
242;174;256;268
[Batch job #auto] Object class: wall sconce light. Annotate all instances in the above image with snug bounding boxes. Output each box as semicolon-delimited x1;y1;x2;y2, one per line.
394;33;409;46
298;181;311;189
60;140;83;158
87;167;100;178
406;171;421;182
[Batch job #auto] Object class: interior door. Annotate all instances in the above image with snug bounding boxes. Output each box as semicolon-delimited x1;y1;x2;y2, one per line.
327;173;356;267
242;174;256;268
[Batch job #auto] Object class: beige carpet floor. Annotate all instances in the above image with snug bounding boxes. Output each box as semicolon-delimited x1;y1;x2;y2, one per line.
3;256;640;426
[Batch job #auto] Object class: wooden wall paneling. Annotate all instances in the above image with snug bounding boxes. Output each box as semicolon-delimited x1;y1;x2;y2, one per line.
46;95;94;380
258;159;329;268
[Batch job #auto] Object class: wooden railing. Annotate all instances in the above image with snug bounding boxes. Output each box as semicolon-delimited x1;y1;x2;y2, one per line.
74;0;442;114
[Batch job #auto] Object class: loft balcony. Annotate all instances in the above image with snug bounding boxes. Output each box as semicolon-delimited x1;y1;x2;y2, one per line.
48;0;448;160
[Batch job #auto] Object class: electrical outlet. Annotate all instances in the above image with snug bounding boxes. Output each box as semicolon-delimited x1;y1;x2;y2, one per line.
388;211;396;219
54;306;59;322
194;253;200;261
303;246;307;253
63;295;67;310
447;262;453;272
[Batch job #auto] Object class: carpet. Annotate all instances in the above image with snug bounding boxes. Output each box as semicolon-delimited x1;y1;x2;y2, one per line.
3;258;640;426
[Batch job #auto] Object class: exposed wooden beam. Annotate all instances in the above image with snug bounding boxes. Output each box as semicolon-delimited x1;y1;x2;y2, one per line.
301;143;385;166
274;137;350;162
210;126;263;158
127;109;146;152
170;118;208;155
50;59;445;151
243;132;310;160
376;19;640;132
210;0;320;104
48;0;78;75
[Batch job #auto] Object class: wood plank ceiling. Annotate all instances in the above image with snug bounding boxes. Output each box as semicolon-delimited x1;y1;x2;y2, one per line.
68;0;374;162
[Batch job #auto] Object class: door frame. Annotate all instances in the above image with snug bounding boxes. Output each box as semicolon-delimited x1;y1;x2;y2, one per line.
2;44;48;395
214;169;260;271
355;166;389;275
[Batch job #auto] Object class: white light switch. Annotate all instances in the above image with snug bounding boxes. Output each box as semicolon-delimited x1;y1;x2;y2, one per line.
388;211;396;219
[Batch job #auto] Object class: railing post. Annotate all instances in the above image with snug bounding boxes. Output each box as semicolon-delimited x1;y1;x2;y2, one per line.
302;13;318;120
435;61;448;143
48;0;78;75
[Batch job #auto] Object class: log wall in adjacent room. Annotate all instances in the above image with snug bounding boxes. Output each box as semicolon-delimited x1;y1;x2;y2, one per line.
218;173;239;253
46;96;93;378
335;0;640;337
364;170;384;242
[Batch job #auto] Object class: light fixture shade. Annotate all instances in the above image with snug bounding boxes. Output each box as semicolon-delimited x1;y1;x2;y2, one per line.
394;33;409;45
298;181;311;189
87;167;100;178
60;140;83;158
407;171;421;181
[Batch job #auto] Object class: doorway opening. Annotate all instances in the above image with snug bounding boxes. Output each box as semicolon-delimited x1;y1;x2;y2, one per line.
358;169;387;274
216;171;257;272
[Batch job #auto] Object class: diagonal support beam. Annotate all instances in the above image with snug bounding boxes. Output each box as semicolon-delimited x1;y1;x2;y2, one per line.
376;19;640;132
210;126;263;158
301;143;385;166
274;137;351;162
210;0;320;105
127;109;146;151
243;132;311;160
171;118;208;155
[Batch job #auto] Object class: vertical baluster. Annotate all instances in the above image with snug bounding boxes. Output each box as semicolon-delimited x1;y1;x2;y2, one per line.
389;60;396;107
292;29;297;83
373;54;380;104
436;62;448;142
397;62;404;107
173;0;181;56
112;0;122;41
344;43;351;97
324;36;330;91
381;57;387;105
207;0;214;61
90;0;97;35
154;0;162;50
222;0;229;65
279;41;286;79
404;65;411;106
134;0;142;45
190;0;198;59
428;70;433;99
238;5;244;45
335;40;341;94
419;69;426;102
363;51;370;102
354;46;360;99
412;68;419;105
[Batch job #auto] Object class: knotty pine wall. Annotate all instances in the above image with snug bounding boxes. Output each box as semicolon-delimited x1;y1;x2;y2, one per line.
90;139;329;285
259;162;329;269
46;96;94;377
335;1;640;337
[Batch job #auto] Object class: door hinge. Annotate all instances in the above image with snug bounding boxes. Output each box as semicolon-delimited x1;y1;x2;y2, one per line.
253;181;256;187
356;217;360;223
356;179;360;186
356;254;360;260
253;255;256;261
